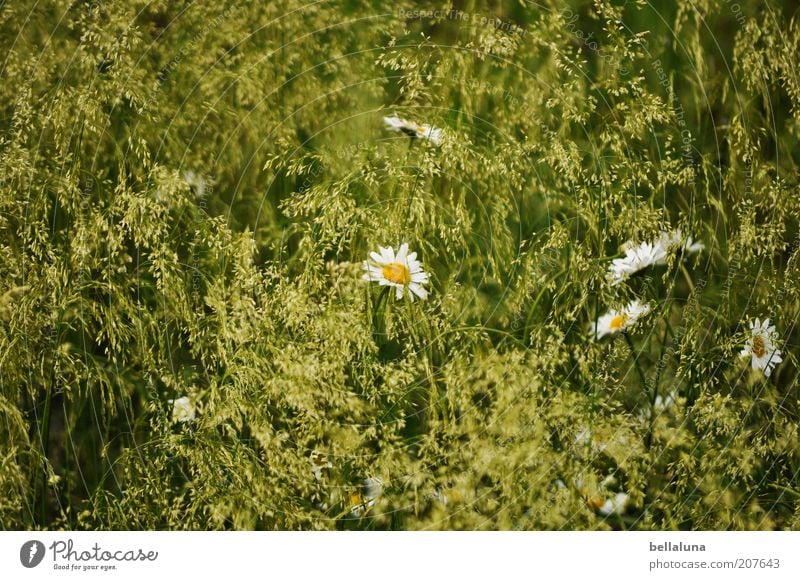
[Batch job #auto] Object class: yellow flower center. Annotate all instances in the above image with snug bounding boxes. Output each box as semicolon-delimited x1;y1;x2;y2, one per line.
382;262;410;285
350;492;363;507
752;335;766;358
587;496;605;510
609;313;627;330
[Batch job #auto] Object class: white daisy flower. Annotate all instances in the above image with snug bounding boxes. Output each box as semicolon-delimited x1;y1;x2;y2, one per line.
682;236;705;255
573;427;608;453
740;318;782;377
593;299;651;339
639;391;678;421
611;230;705;282
383;115;443;146
653;229;682;265
309;451;332;481
654;229;704;264
362;243;430;301
350;477;384;517
574;427;591;446
658;228;683;247
575;476;627;515
431;487;448;506
169;396;195;423
654;392;677;412
183;170;215;198
608;242;667;285
599;492;630;516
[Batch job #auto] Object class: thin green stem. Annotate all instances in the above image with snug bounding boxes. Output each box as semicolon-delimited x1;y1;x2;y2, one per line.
523;268;566;340
679;262;695;293
399;139;420;246
436;325;529;349
38;381;53;524
645;320;671;451
370;286;391;342
623;333;648;388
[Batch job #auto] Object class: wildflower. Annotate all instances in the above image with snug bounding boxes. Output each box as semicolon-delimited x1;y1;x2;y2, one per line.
654;229;705;265
183;170;214;198
362;243;430;301
574;427;591;446
383;115;443;145
598;492;630;516
573;427;607;453
639;391;677;421
610;230;705;283
309;451;332;481
584;495;604;510
608;242;666;285
593;299;651;339
350;477;383;517
682;236;705;255
169;396;195;423
573;475;627;515
431;487;448;506
740;318;782;377
654;392;676;411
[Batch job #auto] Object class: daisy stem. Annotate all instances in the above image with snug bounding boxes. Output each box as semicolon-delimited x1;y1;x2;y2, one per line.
370;286;390;341
523;268;565;340
679;263;695;293
409;301;441;422
400;139;421;246
623;333;648;388
38;380;53;523
593;280;599;342
592;285;600;399
645;320;671;451
437;325;528;349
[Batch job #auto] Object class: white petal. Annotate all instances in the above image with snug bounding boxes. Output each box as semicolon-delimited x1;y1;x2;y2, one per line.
409;283;428;300
410;270;429;281
427;128;443;145
383;116;405;130
395;243;409;264
380;246;395;263
370;251;384;264
599;499;615;516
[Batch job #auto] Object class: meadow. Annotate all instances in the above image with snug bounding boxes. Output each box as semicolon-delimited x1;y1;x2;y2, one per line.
1;0;799;530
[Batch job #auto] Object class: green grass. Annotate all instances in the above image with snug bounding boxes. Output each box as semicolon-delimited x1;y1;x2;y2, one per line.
0;0;799;530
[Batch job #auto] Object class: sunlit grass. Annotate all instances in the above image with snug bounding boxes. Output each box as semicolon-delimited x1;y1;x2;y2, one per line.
0;0;798;531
